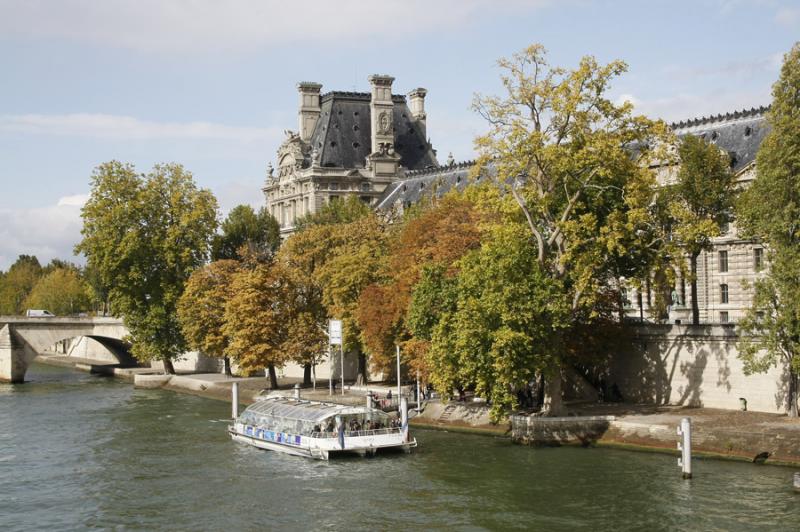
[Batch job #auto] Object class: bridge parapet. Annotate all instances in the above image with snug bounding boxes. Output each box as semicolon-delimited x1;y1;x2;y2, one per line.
0;317;130;383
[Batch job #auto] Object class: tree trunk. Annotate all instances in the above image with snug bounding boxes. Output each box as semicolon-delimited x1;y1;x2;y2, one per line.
789;369;798;418
303;363;312;386
267;364;278;390
356;352;368;386
542;367;565;416
223;356;232;376
162;357;175;375
690;251;701;325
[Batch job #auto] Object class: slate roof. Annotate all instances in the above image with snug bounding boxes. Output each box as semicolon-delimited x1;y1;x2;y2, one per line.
376;106;772;211
670;106;770;173
375;161;477;210
309;92;438;170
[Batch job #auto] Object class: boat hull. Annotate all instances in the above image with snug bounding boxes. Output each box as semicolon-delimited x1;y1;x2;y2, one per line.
229;426;416;460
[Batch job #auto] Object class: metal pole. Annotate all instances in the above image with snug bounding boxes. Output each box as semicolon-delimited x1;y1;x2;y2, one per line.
396;344;401;401
328;344;333;396
340;344;344;396
231;382;239;419
416;368;420;406
677;417;692;479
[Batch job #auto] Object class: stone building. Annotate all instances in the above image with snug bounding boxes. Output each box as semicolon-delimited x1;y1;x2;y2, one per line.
263;75;437;237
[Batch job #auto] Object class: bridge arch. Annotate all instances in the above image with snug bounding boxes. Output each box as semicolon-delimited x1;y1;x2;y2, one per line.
0;317;132;383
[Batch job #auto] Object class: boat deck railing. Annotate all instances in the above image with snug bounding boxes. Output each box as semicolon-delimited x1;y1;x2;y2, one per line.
309;427;403;439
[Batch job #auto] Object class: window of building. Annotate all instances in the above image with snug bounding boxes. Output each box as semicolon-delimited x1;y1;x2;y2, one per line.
359;196;371;204
720;311;729;323
303;197;309;214
719;250;728;273
329;183;339;191
361;182;371;192
720;283;729;304
754;248;764;271
329;195;339;203
756;311;765;322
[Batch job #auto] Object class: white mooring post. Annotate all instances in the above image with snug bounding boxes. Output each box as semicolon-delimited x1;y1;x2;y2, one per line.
793;472;800;491
231;382;239;419
677;417;692;479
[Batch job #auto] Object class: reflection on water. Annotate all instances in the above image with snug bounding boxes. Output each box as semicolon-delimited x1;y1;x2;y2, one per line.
1;363;797;531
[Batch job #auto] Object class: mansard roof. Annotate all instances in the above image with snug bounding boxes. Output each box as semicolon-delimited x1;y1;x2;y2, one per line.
308;91;438;171
376;105;773;210
376;161;476;210
670;105;770;173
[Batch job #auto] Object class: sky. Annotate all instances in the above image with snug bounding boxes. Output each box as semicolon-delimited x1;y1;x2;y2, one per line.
0;0;798;270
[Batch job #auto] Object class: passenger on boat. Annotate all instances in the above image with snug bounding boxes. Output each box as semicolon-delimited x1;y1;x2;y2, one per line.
325;419;335;433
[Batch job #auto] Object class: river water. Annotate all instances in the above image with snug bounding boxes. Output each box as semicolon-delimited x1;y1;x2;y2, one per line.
1;363;797;531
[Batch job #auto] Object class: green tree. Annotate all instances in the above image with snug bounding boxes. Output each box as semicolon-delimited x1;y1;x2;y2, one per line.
0;255;42;315
24;268;92;316
76;161;218;373
672;134;737;325
223;261;294;388
294;195;371;230
279;211;389;384
736;43;800;417
472;44;667;413
419;224;570;419
212;205;280;261
177;260;240;375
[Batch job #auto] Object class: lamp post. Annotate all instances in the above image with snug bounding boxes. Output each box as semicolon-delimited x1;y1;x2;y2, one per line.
396;344;401;401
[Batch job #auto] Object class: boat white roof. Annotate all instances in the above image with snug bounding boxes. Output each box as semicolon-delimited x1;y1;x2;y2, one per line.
245;396;372;423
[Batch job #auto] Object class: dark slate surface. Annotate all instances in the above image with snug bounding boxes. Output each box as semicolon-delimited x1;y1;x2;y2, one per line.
671;107;770;173
309;92;438;170
376;162;476;210
377;107;772;211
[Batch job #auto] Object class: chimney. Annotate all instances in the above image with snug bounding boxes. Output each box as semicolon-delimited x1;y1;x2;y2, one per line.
368;74;395;154
297;82;322;141
407;88;427;138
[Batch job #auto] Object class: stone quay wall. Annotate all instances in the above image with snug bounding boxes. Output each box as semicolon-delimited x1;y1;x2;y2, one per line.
609;324;789;414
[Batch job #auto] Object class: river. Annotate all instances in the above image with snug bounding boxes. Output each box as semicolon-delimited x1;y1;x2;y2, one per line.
1;363;797;531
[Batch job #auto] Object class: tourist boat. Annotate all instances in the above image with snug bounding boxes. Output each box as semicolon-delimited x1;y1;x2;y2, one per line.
228;392;417;460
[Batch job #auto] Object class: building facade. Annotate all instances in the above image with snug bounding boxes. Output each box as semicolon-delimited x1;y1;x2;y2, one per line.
263;75;437;237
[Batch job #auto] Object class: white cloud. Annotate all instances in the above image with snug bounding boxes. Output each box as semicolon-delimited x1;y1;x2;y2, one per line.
0;113;281;143
0;0;555;54
56;194;89;207
0;196;86;270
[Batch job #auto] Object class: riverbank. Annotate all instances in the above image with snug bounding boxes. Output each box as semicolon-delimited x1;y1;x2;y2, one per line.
35;354;800;466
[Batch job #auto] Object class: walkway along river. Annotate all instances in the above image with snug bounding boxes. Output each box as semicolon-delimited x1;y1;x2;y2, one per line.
1;363;798;531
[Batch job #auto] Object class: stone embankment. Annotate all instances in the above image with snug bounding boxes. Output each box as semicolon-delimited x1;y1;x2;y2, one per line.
35;354;800;466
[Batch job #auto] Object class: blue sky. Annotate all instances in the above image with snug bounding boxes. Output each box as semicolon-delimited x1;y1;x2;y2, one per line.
0;0;798;269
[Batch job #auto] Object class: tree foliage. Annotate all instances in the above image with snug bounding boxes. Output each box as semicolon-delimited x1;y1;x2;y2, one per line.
356;196;484;374
212;205;280;261
294;195;371;231
736;43;800;417
75;161;218;372
0;255;43;315
24;268;92;316
420;223;570;419
177;259;240;360
671;134;737;324
471;44;667;412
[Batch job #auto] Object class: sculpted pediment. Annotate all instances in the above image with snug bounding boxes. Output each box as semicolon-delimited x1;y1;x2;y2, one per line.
276;130;308;181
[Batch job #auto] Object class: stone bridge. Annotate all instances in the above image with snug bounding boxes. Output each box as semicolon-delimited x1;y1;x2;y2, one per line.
0;316;131;383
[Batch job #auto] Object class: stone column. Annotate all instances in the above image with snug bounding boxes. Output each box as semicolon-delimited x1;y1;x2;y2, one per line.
297;82;322;142
368;74;395;154
0;324;28;383
407;87;427;138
